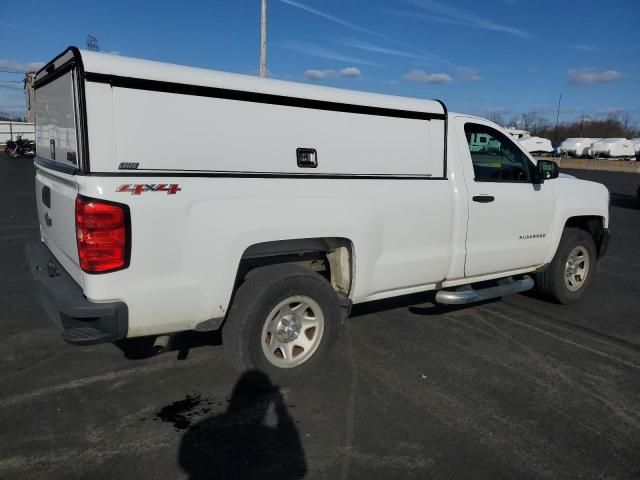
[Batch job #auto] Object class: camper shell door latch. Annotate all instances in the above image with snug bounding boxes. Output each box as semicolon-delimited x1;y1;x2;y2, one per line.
296;148;318;168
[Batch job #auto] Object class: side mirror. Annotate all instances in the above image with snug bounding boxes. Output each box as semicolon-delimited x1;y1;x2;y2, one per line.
534;160;559;183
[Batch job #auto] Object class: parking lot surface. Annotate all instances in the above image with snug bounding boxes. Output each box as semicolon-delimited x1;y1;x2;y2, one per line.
1;153;639;479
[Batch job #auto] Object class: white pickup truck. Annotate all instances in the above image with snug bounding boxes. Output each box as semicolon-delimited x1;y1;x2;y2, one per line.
27;48;610;386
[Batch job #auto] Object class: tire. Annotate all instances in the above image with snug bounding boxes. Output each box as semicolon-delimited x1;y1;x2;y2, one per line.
5;145;19;158
222;264;341;389
536;227;597;304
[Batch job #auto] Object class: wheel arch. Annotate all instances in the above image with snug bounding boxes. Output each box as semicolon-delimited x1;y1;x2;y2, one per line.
563;215;607;258
545;214;607;265
234;237;355;297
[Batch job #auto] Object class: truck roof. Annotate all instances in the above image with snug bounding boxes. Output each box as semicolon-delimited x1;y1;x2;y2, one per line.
39;47;446;118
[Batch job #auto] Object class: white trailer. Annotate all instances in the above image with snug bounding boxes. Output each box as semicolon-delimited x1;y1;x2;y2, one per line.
518;136;554;154
506;128;530;139
26;48;610;386
559;138;599;157
591;138;635;158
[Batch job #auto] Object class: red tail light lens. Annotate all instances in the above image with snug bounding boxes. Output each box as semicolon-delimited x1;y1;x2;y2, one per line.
75;196;130;273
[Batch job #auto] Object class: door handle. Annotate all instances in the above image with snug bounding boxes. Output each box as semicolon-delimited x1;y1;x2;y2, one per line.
472;195;495;203
42;186;51;208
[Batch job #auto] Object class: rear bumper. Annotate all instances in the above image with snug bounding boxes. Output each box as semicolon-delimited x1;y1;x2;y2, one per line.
25;241;128;345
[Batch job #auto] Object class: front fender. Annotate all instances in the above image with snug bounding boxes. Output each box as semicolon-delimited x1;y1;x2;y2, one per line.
544;178;609;263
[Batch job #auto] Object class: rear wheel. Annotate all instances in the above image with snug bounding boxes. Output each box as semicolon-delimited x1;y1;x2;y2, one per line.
536;227;596;304
223;264;341;388
5;144;19;158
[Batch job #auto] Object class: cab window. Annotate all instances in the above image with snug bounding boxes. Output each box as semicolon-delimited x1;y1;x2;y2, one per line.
464;123;530;182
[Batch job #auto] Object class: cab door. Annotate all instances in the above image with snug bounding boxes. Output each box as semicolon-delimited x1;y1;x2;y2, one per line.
456;118;555;278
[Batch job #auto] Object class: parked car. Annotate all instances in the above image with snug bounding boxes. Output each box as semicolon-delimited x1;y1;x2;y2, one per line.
27;48;610;387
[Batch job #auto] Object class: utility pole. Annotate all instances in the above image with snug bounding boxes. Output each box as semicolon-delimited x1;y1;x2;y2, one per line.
554;93;562;145
259;0;267;78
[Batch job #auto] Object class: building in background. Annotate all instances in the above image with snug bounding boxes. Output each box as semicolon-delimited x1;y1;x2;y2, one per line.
24;72;36;123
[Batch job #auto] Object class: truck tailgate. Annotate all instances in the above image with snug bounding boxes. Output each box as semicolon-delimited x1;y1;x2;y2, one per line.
35;167;82;284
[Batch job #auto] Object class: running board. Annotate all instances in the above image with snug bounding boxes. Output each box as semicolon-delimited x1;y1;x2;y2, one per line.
435;275;534;305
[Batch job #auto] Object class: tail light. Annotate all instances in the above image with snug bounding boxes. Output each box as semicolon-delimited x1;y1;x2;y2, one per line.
75;195;130;273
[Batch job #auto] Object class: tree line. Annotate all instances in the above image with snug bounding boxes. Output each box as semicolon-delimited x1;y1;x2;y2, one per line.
0;112;26;122
486;111;639;143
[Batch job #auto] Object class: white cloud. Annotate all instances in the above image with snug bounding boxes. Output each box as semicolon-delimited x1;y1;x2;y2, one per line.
0;59;45;73
304;69;336;80
277;41;380;66
567;68;623;85
339;67;361;78
402;69;452;84
389;0;530;39
458;67;481;81
304;67;361;80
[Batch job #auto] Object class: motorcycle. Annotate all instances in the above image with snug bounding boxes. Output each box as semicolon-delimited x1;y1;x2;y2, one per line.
5;135;36;158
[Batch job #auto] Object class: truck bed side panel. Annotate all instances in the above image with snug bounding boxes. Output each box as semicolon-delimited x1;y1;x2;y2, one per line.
77;175;454;337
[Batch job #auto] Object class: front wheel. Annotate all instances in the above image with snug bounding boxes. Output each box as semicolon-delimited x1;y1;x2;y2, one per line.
536;227;597;304
223;264;341;388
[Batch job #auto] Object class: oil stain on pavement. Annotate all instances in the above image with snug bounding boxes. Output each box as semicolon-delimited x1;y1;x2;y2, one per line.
153;393;215;431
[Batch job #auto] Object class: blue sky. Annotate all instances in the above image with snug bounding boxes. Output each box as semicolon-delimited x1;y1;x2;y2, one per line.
1;0;639;124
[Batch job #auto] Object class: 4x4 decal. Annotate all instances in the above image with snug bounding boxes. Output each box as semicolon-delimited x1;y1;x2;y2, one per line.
117;184;181;195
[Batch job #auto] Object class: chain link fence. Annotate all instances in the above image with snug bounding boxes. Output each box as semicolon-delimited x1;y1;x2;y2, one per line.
0;121;35;145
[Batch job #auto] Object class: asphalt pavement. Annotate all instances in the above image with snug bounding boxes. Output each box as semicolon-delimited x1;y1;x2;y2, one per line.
1;154;639;479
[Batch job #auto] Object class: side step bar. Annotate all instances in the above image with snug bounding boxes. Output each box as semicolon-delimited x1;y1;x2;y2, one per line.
435;275;534;305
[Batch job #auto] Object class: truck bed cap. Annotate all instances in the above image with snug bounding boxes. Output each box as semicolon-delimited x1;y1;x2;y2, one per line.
38;47;446;118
